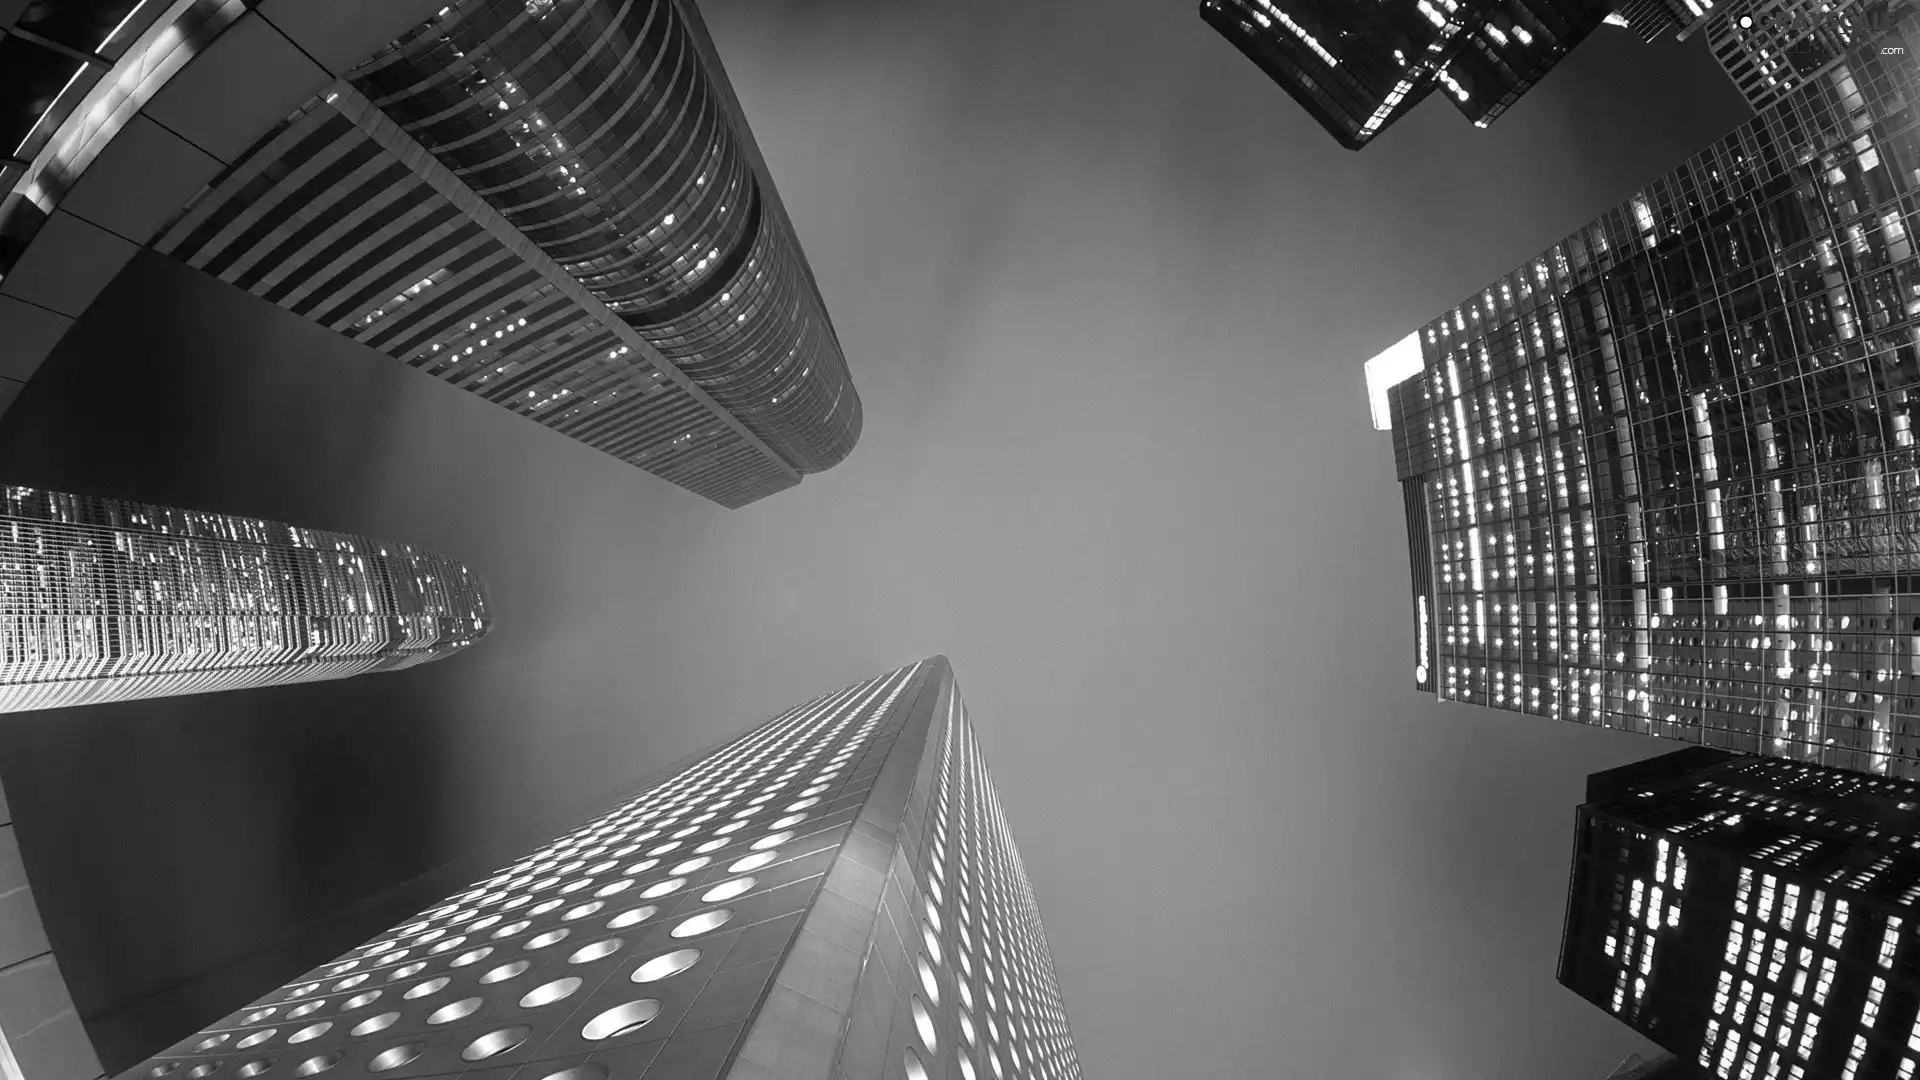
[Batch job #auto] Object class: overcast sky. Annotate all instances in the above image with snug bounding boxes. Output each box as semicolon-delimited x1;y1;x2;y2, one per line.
0;5;1762;1080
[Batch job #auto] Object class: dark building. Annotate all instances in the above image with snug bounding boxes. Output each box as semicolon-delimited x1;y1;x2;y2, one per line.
0;486;489;712
1375;16;1920;778
110;657;1082;1080
134;0;859;509
1560;748;1920;1080
1605;1050;1702;1079
1609;1;1701;43
1197;0;1616;150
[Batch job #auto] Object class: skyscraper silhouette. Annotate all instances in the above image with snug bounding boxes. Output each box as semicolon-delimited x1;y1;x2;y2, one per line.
1376;18;1920;777
114;658;1081;1080
0;487;489;712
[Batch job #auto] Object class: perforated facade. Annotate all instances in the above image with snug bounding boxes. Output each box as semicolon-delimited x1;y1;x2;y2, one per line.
0;487;489;712
1561;748;1920;1080
114;657;1080;1080
1384;21;1920;778
1196;0;1614;150
151;0;860;508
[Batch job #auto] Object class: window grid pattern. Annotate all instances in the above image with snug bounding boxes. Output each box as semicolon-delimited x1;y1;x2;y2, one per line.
348;0;860;477
1390;24;1920;779
0;486;488;712
152;93;796;509
121;660;931;1080
1563;751;1920;1079
896;683;1083;1080
1706;0;1899;114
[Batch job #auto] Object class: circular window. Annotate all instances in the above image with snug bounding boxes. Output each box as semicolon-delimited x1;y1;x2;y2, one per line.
631;948;701;983
461;1026;532;1063
582;1000;662;1040
607;905;659;929
295;1053;342;1077
701;877;756;903
403;977;450;1000
911;996;937;1051
479;960;530;985
639;878;686;900
904;1048;930;1080
366;1044;424;1073
235;1061;274;1079
450;947;493;968
427;998;483;1025
235;1030;276;1050
350;1012;400;1037
728;851;777;873
567;938;625;964
387;963;427;982
288;1023;331;1044
524;929;571;951
752;831;794;851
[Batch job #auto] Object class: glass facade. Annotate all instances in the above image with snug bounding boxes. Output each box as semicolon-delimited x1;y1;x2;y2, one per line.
1387;19;1920;778
0;486;490;712
1561;748;1920;1080
352;0;859;477
1197;0;1613;150
149;0;859;509
1706;1;1909;114
111;657;1081;1080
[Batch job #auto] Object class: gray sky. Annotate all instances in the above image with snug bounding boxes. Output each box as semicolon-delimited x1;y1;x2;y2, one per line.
0;4;1762;1080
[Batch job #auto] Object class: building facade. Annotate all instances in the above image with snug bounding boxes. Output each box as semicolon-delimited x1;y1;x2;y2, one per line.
1197;0;1615;150
1703;1;1916;113
0;487;489;712
1378;17;1920;779
146;0;860;508
113;657;1081;1080
1561;747;1920;1080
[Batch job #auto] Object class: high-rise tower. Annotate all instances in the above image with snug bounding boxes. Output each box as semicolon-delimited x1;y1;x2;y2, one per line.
1374;16;1920;778
0;487;489;712
142;0;860;508
113;657;1081;1080
1197;0;1616;150
1561;747;1920;1080
1703;0;1916;113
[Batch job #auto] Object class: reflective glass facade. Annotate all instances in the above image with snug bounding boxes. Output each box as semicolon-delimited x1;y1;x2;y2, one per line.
1706;1;1911;113
151;0;859;509
1197;0;1612;150
0;487;489;712
111;657;1080;1080
1561;748;1920;1080
1387;21;1920;778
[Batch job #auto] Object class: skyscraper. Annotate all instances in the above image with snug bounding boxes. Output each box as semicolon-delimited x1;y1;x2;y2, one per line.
1197;0;1616;150
1703;0;1915;112
146;0;860;509
1374;15;1920;778
1559;747;1920;1080
0;487;489;712
114;657;1081;1080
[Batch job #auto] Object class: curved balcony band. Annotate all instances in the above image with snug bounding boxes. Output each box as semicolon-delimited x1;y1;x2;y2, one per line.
351;0;862;474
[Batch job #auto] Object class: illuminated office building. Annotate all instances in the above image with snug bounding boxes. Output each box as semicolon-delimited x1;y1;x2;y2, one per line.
149;0;861;508
1560;747;1920;1080
0;487;489;712
1608;1;1699;43
1196;0;1615;150
1703;0;1914;113
115;657;1082;1080
1376;18;1920;778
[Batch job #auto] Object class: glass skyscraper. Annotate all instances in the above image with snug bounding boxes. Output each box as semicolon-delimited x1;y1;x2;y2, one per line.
0;487;489;712
1704;0;1912;113
1377;15;1920;779
1197;0;1615;150
149;0;860;508
1561;747;1920;1080
116;657;1081;1080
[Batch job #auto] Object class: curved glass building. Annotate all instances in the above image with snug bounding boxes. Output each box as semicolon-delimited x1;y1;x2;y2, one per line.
151;0;860;507
0;487;490;712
